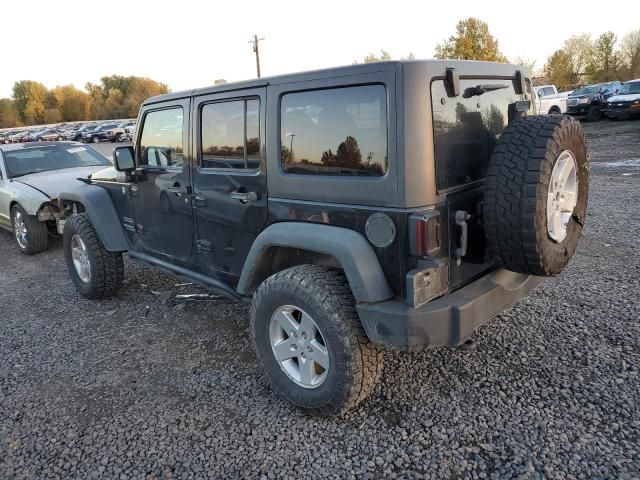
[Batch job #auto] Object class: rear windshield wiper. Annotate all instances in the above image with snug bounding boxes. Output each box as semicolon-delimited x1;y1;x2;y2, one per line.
463;84;509;98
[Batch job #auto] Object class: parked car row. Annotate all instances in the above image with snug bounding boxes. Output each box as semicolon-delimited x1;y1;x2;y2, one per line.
0;119;136;145
532;79;640;122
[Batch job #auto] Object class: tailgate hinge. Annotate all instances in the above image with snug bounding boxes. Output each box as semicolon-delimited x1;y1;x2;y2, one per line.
196;239;212;253
193;194;207;208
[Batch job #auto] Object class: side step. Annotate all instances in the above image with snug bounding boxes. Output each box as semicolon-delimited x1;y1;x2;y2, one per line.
127;251;250;304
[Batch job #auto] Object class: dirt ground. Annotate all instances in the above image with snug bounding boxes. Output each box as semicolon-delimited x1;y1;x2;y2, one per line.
1;118;639;479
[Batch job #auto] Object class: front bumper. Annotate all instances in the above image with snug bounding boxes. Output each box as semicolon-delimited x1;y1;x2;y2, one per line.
567;104;592;116
357;269;544;351
605;105;640;116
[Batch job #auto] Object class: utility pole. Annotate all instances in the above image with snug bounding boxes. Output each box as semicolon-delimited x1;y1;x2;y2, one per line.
250;34;265;78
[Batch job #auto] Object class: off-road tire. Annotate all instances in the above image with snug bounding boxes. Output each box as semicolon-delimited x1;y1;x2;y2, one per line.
484;115;588;276
250;265;384;416
64;213;124;299
11;204;49;255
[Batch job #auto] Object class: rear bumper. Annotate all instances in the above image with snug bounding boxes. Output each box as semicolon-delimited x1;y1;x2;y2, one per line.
357;269;544;351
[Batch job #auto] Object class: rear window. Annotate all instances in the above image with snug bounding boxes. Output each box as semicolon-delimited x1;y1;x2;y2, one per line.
280;85;388;177
431;78;529;191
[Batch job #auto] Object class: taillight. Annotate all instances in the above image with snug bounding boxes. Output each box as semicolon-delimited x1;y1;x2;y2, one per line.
409;211;440;257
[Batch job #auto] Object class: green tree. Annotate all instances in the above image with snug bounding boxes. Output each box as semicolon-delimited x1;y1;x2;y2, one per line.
511;57;537;76
123;77;169;117
434;18;507;62
12;80;48;124
619;29;640;79
563;34;593;77
544;49;576;90
53;85;92;121
0;99;22;128
586;32;619;82
353;50;392;64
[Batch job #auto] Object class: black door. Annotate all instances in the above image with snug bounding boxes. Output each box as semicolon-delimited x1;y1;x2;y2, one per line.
130;100;194;261
191;88;268;283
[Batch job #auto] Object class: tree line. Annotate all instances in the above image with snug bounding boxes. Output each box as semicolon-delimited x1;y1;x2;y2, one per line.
355;18;640;91
0;75;168;128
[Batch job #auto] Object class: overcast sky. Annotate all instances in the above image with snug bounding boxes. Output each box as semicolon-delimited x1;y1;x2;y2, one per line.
1;0;638;98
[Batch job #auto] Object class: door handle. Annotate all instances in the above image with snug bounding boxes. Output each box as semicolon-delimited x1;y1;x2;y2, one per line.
167;185;192;195
229;190;258;202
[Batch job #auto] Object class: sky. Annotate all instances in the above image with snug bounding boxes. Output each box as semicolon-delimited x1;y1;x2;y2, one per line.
1;0;639;98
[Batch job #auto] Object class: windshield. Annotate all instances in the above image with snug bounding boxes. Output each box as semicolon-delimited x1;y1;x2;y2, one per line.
572;85;600;96
618;81;640;95
3;145;109;178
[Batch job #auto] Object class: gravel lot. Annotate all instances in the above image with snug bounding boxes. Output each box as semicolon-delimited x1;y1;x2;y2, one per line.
1;120;639;479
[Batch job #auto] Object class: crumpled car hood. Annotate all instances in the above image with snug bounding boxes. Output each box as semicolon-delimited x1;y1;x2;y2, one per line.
14;166;106;199
607;93;640;102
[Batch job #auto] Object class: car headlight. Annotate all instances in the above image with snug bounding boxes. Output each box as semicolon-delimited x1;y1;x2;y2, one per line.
578;97;591;104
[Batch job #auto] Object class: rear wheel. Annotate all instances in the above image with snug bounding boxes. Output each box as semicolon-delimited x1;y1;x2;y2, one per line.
64;213;124;299
92;137;100;143
484;115;588;276
11;205;49;255
250;265;384;416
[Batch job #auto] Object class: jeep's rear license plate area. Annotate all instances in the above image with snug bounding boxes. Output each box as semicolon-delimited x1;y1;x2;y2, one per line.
446;188;496;290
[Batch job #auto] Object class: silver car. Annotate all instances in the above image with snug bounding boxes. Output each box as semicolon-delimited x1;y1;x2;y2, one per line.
0;142;111;254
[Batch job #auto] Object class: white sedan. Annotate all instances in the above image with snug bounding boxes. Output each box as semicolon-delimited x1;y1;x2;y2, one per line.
0;142;111;254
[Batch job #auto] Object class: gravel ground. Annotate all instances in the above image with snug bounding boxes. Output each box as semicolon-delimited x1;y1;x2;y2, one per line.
1;119;639;479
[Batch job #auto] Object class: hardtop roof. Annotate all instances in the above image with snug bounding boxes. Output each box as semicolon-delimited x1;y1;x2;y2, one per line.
143;59;528;106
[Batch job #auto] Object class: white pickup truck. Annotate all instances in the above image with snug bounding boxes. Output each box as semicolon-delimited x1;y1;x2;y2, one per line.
534;85;571;114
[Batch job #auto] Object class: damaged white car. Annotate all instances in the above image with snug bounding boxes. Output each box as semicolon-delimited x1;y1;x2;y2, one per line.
0;142;110;254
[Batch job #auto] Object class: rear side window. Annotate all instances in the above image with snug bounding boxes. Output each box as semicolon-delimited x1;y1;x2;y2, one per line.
200;98;260;170
280;85;388;176
139;107;184;167
431;78;529;191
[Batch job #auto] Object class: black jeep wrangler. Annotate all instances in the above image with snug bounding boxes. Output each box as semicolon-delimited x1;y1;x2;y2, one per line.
58;60;588;415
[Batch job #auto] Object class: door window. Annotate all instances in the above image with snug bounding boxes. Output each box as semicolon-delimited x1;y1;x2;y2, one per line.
139;107;184;167
200;98;260;170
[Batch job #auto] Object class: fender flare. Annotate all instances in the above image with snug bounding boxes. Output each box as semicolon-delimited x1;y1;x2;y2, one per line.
59;183;129;252
237;223;393;304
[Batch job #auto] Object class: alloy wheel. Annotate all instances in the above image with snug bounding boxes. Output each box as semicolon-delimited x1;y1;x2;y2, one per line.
13;211;28;249
547;150;578;242
269;305;330;389
71;234;91;283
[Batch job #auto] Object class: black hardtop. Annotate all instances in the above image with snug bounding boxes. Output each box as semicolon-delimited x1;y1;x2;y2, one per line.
143;59;528;106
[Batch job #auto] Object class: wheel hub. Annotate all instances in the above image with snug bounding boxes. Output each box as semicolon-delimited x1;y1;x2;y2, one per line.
71;234;91;283
547;150;578;243
269;305;330;389
13;211;28;249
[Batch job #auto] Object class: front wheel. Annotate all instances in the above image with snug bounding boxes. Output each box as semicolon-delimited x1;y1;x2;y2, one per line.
586;106;602;122
64;213;124;299
11;205;49;254
92;137;100;143
250;265;384;416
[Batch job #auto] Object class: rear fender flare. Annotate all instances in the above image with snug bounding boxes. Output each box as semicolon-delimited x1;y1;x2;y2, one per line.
237;223;393;304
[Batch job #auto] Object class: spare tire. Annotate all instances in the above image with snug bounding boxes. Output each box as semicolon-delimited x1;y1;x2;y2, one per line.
484;115;588;277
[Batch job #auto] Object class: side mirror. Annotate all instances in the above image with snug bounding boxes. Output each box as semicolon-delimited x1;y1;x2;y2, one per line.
113;146;135;171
